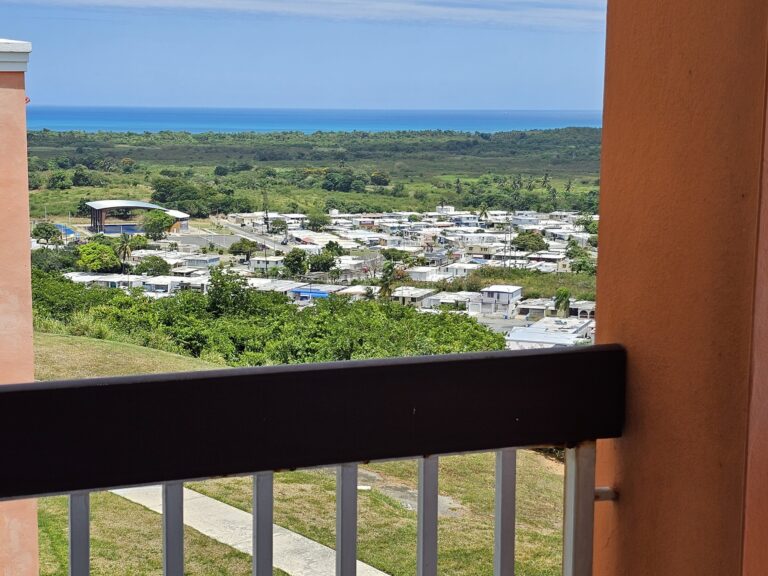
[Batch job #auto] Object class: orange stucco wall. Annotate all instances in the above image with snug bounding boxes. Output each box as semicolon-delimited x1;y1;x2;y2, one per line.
742;45;768;576
594;0;768;574
0;71;39;575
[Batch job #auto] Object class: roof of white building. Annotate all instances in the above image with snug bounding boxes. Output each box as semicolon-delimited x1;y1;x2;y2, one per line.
85;200;189;219
481;285;523;294
392;287;437;299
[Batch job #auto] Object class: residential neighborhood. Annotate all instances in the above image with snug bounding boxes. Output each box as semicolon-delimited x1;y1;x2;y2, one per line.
33;202;598;350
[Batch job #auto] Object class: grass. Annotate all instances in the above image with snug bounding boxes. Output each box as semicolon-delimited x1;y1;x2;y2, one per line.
35;332;287;575
34;332;221;381
190;452;565;576
35;332;565;575
39;493;290;576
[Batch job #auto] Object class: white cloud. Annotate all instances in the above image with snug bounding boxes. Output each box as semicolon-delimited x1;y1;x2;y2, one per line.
13;0;607;30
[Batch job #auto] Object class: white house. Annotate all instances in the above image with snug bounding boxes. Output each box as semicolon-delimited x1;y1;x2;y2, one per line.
480;285;523;306
250;255;285;274
183;254;221;269
406;266;449;282
391;287;437;306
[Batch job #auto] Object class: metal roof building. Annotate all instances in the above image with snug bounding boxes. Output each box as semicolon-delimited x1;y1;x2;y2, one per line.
85;200;190;233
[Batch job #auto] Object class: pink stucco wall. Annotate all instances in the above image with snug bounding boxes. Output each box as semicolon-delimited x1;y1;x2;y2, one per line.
0;70;39;575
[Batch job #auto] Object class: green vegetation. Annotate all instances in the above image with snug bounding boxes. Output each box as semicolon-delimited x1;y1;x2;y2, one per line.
39;493;284;576
34;333;286;576
28;127;584;576
228;238;261;260
142;210;176;240
511;230;549;252
386;267;597;301
33;332;219;389
133;255;172;276
283;248;308;276
27;129;600;218
554;288;571;316
75;243;121;272
32;267;505;366
192;451;565;576
32;222;63;245
35;332;565;576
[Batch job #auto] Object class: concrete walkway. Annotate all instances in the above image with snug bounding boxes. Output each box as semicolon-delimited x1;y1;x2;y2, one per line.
111;485;388;576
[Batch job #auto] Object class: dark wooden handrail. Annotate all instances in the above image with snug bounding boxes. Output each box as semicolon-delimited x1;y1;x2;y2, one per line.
0;344;625;500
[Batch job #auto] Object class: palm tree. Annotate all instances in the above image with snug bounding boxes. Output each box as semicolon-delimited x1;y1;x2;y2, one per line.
554;287;571;318
116;233;132;274
378;261;397;300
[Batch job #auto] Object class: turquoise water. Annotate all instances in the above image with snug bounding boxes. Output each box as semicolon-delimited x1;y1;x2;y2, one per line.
27;107;602;134
54;223;76;235
103;224;142;235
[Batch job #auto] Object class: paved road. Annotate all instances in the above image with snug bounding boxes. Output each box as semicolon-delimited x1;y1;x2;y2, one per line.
216;220;286;251
178;234;241;249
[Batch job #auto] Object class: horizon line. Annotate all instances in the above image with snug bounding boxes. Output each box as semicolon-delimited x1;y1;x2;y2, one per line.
27;105;604;112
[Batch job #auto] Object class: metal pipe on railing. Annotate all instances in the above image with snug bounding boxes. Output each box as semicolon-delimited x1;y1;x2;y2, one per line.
69;493;90;576
562;441;597;576
336;463;358;576
162;482;184;576
417;455;439;576
253;472;274;576
494;448;517;576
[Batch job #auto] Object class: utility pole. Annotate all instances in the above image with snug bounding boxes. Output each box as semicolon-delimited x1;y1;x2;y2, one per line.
262;190;270;235
504;215;511;268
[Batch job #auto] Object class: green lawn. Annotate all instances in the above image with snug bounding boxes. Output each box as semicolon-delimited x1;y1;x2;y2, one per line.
35;332;565;575
191;451;564;576
34;332;221;381
35;332;286;575
39;493;286;576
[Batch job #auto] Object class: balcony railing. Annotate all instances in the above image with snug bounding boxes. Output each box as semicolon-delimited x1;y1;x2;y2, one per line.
0;344;625;576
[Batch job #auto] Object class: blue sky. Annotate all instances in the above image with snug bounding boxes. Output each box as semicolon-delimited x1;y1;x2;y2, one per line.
0;1;607;109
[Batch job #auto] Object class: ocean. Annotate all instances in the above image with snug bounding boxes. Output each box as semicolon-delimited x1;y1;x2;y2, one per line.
26;107;602;134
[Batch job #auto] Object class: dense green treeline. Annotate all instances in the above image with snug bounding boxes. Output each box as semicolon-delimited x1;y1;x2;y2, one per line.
32;268;505;366
28;127;600;168
28;128;601;217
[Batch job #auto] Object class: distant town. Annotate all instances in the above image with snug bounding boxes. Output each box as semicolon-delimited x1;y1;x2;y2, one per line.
32;201;598;351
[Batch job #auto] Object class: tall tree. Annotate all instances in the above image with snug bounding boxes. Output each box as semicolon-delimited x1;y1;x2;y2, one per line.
554;287;571;318
270;219;287;236
116;233;133;274
511;230;548;252
229;239;261;261
32;222;62;245
76;243;121;272
142;210;176;240
378;261;397;300
307;212;331;232
283;248;308;277
133;255;171;276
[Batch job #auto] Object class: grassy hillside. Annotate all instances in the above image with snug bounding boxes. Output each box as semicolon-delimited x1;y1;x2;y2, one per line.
34;333;287;575
34;332;221;381
35;332;565;575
